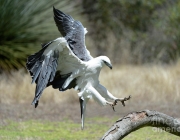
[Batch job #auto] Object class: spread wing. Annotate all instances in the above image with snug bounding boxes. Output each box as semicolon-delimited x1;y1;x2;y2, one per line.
26;38;85;107
53;7;93;61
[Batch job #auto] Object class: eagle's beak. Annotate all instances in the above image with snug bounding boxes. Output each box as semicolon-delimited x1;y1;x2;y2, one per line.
103;60;112;69
107;63;112;69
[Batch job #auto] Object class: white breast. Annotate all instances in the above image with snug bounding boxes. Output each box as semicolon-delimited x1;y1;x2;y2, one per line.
76;60;102;91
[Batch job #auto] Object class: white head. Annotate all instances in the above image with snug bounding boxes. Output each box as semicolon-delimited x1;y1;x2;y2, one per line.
99;56;112;69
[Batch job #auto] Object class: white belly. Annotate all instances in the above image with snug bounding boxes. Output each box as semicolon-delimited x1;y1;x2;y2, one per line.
76;66;101;91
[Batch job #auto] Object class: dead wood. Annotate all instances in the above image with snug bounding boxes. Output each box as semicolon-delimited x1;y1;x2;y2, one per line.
101;110;180;140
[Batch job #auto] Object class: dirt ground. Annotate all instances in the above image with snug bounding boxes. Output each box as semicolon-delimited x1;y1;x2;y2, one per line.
1;65;180;126
0;96;179;125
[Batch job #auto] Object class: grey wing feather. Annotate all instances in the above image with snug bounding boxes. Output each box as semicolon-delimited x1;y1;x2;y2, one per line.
32;50;59;108
53;6;74;37
26;45;59;108
26;43;50;83
26;39;80;107
53;7;92;61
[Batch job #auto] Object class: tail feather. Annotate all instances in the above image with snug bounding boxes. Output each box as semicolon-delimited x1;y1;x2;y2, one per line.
79;97;89;130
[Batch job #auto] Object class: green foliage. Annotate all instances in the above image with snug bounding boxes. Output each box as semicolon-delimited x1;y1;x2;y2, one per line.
116;0;166;31
0;118;115;140
0;0;78;71
2;0;180;70
82;0;180;64
82;1;166;45
164;1;180;60
0;118;179;140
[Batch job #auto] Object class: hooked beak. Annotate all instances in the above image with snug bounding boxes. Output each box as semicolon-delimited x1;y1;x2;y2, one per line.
107;63;113;69
108;64;112;69
103;60;113;69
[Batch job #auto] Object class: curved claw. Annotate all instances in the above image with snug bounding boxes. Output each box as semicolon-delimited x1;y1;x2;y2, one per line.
107;101;116;112
107;95;131;111
115;95;131;107
112;106;115;112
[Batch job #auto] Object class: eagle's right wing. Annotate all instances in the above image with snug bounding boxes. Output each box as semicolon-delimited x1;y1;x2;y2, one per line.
26;38;85;107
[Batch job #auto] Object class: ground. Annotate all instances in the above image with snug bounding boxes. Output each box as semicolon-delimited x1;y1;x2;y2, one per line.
1;64;180;139
0;100;180;139
0;99;179;123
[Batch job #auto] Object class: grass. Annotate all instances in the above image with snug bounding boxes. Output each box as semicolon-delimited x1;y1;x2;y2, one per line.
1;62;180;104
1;64;180;139
124;127;180;140
0;118;180;140
0;117;115;140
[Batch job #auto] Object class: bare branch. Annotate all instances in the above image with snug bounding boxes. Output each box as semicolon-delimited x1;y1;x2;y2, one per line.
101;110;180;140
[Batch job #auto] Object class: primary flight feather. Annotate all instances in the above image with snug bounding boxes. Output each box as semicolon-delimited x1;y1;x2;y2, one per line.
26;7;130;129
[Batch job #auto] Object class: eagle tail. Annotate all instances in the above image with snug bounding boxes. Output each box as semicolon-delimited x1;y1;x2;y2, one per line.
79;97;89;130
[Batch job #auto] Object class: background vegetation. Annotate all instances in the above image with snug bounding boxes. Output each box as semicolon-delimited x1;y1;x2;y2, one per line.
1;0;180;139
1;65;180;139
1;0;180;71
83;0;180;64
0;0;79;71
1;119;179;140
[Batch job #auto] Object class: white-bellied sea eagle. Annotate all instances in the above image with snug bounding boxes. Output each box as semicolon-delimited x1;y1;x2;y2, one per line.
26;7;131;129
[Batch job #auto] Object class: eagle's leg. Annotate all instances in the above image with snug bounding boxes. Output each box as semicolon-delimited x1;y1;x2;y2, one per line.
96;85;131;111
87;86;108;106
96;84;120;101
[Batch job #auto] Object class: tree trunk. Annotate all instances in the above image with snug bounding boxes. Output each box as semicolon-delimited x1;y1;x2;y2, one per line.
101;110;180;140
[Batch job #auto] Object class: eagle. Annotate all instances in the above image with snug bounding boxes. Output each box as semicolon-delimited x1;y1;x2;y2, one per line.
26;7;130;129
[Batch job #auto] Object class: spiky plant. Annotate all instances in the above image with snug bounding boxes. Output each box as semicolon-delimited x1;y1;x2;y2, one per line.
0;0;80;71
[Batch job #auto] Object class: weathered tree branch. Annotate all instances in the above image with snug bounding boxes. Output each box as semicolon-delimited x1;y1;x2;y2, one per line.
101;110;180;140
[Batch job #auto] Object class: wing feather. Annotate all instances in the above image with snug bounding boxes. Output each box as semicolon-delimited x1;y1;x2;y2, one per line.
26;44;48;83
53;7;93;61
53;7;74;36
27;38;86;107
29;49;59;107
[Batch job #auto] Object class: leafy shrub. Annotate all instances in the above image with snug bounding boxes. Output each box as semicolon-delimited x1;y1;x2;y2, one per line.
82;0;180;64
0;0;78;71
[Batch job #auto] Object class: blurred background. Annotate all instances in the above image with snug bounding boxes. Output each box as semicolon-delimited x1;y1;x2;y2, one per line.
1;0;180;71
1;0;180;139
0;0;180;128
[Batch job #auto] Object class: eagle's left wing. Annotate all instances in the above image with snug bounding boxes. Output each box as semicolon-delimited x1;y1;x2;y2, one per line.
53;7;93;61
